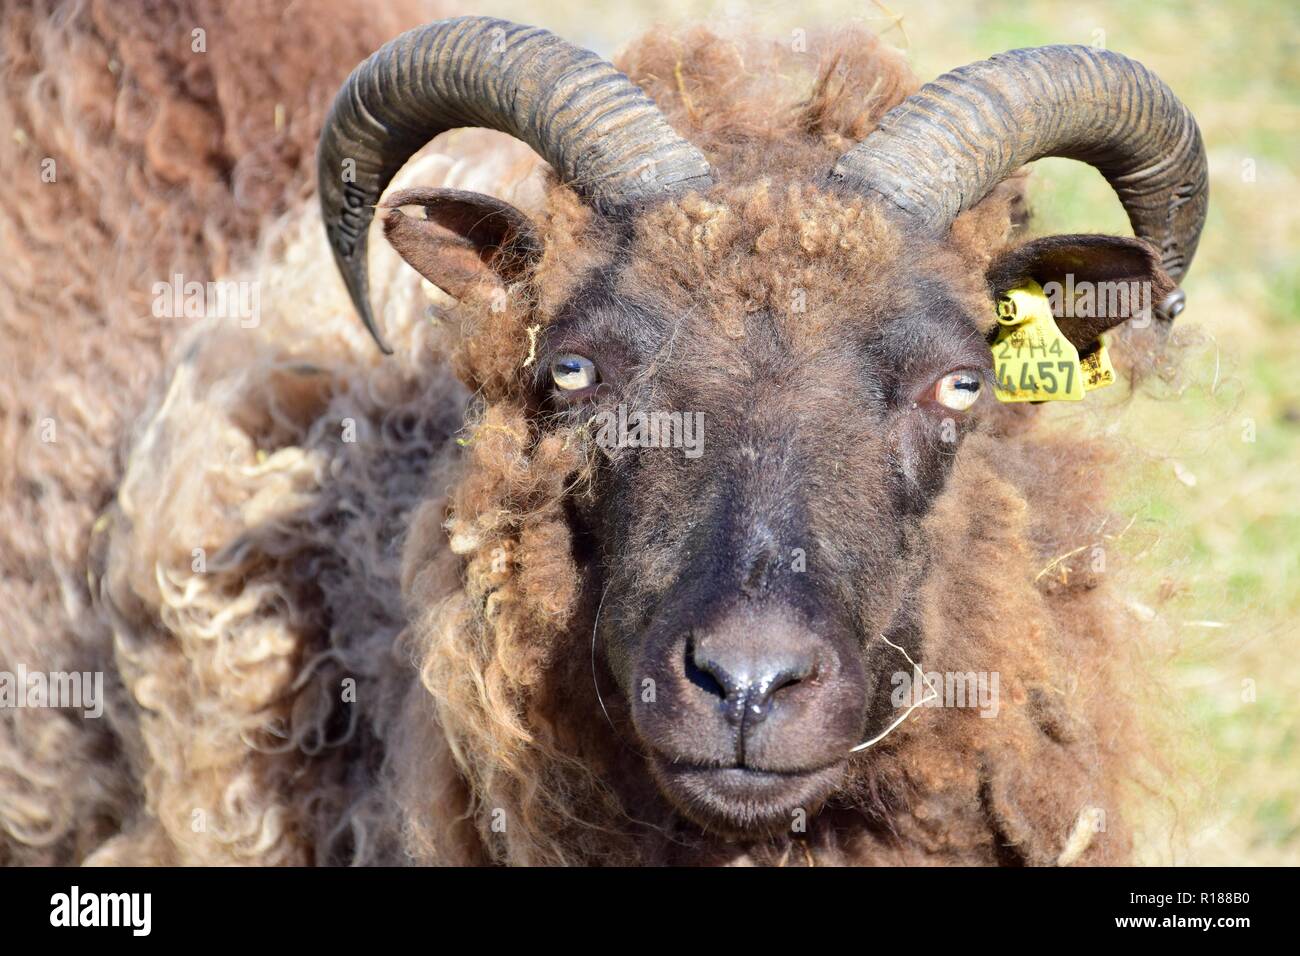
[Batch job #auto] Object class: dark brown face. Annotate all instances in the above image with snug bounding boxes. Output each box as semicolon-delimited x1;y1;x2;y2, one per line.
380;177;1174;836
532;228;993;833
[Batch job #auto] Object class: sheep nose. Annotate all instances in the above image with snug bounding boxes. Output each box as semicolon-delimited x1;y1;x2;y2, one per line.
688;633;816;724
631;603;862;772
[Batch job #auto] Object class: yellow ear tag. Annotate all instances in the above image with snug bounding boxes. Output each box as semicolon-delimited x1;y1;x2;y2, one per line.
1080;335;1116;392
991;279;1085;403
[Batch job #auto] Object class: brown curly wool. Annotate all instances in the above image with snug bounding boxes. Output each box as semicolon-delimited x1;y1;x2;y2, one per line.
1;16;1169;865
0;0;439;864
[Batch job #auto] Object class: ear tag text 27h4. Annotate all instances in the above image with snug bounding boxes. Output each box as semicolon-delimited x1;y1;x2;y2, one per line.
991;279;1114;403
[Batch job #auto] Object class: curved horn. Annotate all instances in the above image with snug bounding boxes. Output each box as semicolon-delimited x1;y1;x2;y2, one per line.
318;16;713;352
830;45;1207;318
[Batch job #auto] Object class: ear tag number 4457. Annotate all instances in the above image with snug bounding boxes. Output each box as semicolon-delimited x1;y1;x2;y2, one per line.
991;279;1113;403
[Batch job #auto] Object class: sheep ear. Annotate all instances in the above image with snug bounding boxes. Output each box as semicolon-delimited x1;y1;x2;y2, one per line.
379;187;540;301
985;235;1176;349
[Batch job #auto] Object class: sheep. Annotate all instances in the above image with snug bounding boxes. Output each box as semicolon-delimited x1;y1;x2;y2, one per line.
0;13;1207;866
0;0;438;865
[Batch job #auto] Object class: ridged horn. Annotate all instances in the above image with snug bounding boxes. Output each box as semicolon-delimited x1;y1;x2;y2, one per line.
318;16;713;353
830;45;1207;318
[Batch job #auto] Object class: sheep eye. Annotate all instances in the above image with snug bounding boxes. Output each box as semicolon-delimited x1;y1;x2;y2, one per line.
934;370;982;411
551;354;598;392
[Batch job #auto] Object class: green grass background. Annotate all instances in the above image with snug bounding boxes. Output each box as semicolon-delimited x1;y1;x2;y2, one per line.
477;0;1300;862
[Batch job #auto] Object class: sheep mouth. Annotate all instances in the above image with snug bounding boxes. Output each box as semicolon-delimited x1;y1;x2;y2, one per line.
648;753;845;834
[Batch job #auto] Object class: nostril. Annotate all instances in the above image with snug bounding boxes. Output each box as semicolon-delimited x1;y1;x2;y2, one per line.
684;637;728;700
737;663;811;724
767;667;806;697
755;658;816;712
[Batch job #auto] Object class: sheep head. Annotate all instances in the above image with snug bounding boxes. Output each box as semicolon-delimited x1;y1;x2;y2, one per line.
319;18;1206;837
